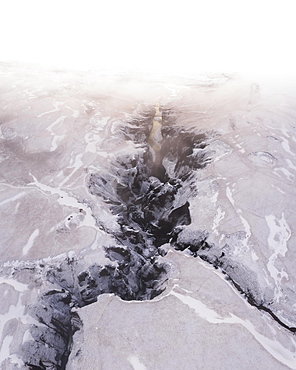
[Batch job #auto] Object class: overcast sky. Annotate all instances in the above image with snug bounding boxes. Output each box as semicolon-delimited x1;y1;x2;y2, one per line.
1;0;295;75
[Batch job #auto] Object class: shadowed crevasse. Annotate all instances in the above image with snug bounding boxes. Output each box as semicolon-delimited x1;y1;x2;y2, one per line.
23;105;296;369
23;106;211;369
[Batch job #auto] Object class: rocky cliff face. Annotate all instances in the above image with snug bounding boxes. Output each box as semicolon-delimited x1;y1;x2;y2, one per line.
0;64;296;369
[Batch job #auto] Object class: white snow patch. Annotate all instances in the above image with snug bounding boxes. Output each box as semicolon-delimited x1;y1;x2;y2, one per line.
271;185;286;195
240;215;251;240
37;102;63;117
84;117;109;154
226;186;251;246
226;186;235;206
46;115;66;132
251;250;259;261
22;329;34;344
14;201;21;214
210;191;219;204
248;151;277;166
45;115;67;151
29;174;100;231
7;354;24;368
171;290;223;323
285;159;296;171
22;229;39;255
273;167;294;181
66;105;79;118
265;213;291;301
212;206;225;235
0;277;28;292
236;141;245;152
128;355;147;370
59;153;83;187
0;192;26;207
281;137;294;156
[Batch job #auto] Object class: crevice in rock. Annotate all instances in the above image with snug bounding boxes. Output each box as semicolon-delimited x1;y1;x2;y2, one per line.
175;238;296;333
225;274;296;333
21;104;295;369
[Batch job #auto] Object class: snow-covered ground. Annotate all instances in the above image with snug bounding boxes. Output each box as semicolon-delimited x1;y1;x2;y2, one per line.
0;63;296;369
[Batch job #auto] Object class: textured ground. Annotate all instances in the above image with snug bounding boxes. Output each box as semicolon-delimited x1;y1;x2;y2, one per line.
0;63;296;369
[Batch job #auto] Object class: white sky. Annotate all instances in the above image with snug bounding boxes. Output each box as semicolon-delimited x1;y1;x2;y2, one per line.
0;0;295;75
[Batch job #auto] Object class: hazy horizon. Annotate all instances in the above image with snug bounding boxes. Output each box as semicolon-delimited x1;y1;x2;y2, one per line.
1;0;295;77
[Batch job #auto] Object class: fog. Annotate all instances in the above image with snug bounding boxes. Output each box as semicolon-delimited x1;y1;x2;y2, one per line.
1;0;295;76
